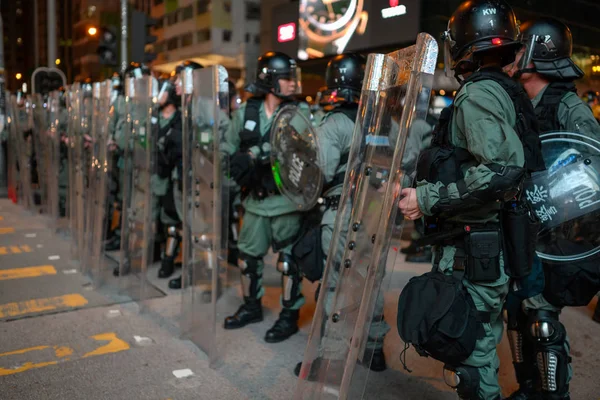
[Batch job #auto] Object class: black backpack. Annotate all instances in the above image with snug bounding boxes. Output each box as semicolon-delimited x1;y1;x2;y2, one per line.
397;272;488;366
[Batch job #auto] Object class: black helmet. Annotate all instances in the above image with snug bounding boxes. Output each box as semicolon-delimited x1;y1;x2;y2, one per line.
519;18;584;81
245;51;297;98
111;72;123;94
175;60;204;74
322;53;365;104
444;0;521;75
125;62;151;78
158;77;179;109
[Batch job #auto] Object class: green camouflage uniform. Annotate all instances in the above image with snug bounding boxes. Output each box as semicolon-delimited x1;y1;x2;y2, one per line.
221;100;311;310
416;79;525;399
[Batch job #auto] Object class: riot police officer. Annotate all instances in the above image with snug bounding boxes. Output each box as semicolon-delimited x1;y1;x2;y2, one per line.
155;74;184;279
221;51;310;343
502;18;600;400
399;1;545;399
104;72;125;249
163;60;205;290
112;62;156;276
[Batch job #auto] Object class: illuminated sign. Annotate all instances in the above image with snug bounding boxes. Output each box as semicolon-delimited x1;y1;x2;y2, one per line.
278;23;296;43
381;4;407;19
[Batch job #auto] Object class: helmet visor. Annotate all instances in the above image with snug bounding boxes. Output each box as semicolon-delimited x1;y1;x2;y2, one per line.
443;31;455;78
517;34;538;70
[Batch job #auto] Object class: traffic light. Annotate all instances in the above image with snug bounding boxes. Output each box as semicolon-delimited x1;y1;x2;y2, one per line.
32;67;66;95
131;10;157;64
97;26;119;67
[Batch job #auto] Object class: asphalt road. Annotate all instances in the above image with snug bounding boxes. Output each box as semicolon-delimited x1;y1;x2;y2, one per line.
0;198;598;400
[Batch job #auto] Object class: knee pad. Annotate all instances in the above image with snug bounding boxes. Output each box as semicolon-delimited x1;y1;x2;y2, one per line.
443;364;480;400
276;253;302;309
164;225;181;257
528;310;571;397
238;253;262;299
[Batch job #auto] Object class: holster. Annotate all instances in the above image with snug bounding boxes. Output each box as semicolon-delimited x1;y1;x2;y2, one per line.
501;201;539;279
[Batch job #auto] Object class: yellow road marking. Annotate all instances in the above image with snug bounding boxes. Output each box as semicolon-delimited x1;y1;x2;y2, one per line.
82;333;131;358
0;245;34;255
0;332;129;376
0;227;15;234
0;265;56;281
0;294;88;318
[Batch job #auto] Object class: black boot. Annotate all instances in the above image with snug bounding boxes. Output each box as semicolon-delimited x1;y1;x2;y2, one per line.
168;275;182;289
505;389;541;400
224;298;263;329
158;256;176;278
362;348;386;372
265;309;299;343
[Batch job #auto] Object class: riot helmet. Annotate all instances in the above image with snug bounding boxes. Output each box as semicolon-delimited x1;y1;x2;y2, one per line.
514;18;584;81
443;0;521;77
111;72;124;93
125;62;151;79
227;80;241;114
174;60;204;96
322;53;366;104
158;76;180;109
245;51;298;99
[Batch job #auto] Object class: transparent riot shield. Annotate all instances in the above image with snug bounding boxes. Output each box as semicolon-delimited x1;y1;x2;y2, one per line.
80;84;96;274
180;65;234;366
5;92;20;203
117;75;158;303
271;105;323;210
85;81;116;286
294;33;438;399
31;94;50;213
523;132;600;262
45;90;68;230
8;94;35;210
66;84;83;260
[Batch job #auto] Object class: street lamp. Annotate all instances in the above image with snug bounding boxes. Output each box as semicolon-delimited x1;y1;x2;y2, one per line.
88;26;98;36
15;73;22;80
55;58;61;65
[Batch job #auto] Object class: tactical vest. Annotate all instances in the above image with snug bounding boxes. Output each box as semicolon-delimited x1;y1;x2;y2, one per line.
534;82;577;132
417;68;545;189
322;104;357;193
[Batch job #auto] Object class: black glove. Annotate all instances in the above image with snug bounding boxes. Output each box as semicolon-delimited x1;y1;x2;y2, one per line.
230;151;254;187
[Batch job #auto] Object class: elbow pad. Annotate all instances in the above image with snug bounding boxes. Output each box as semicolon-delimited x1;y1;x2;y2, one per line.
431;164;526;215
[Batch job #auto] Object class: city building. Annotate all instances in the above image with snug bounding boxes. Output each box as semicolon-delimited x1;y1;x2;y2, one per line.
1;0;36;92
150;0;261;88
72;0;122;81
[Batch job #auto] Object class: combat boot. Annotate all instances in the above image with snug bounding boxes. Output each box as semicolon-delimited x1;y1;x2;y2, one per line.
363;348;386;372
168;275;182;289
505;388;541;400
224;298;263;329
158;256;176;278
265;308;299;343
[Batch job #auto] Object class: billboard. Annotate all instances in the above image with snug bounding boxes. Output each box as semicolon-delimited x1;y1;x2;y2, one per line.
297;0;421;60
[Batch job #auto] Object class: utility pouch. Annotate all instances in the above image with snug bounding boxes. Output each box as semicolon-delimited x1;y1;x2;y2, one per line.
501;202;540;278
464;230;501;282
239;129;261;152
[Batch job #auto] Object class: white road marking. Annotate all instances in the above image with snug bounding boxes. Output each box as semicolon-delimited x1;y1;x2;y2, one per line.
172;369;194;378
